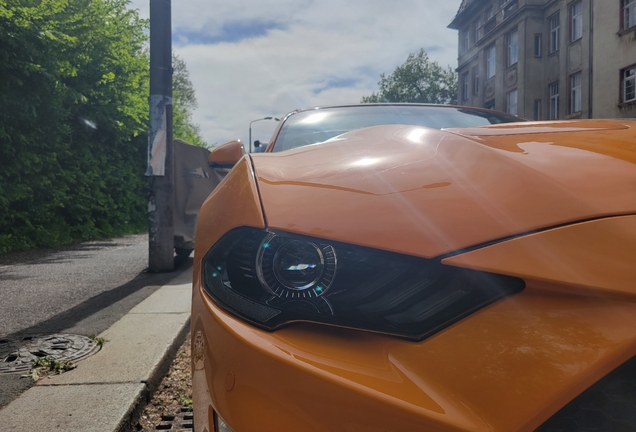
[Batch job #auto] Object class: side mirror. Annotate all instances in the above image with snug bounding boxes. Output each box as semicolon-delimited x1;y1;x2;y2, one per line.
208;140;245;168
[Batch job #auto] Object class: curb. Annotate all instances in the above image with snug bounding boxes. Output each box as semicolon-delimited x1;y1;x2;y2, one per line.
120;316;191;432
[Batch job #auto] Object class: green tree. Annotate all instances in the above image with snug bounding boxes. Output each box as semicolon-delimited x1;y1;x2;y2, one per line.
172;55;207;147
362;49;457;105
0;0;149;252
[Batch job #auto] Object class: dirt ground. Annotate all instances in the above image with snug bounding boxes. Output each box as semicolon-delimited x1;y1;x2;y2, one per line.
136;333;192;431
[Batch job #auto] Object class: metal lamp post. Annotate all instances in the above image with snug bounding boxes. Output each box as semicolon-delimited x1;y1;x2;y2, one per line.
249;117;280;153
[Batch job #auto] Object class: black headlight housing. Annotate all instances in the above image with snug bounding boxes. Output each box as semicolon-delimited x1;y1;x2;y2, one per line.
202;228;524;341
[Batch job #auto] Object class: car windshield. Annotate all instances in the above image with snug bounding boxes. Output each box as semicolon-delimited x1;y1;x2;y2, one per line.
271;105;525;152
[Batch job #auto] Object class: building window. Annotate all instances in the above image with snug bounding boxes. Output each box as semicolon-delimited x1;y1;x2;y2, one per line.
534;34;542;57
486;6;494;20
549;13;560;53
485;99;495;110
464;27;471;52
507;29;518;66
571;1;582;42
502;0;519;19
462;72;470;101
570;72;582;113
484;18;496;35
623;66;636;103
484;6;496;34
475;17;483;41
624;0;636;30
549;81;559;119
486;45;496;79
507;89;518;115
472;66;479;95
533;99;542;120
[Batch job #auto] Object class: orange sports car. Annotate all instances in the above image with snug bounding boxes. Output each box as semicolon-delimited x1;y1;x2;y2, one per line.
191;104;636;432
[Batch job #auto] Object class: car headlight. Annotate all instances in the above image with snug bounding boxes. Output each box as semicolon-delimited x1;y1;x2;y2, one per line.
202;228;524;341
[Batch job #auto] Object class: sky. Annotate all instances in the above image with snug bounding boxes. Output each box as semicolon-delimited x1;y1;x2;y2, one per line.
128;0;463;148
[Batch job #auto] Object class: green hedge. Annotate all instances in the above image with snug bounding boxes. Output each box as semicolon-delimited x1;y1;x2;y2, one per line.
0;0;149;253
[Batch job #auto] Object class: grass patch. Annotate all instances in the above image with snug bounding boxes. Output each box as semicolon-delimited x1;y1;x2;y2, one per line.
28;357;76;381
89;334;107;348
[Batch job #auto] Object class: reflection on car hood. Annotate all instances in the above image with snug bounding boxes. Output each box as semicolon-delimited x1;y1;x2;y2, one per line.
252;121;636;258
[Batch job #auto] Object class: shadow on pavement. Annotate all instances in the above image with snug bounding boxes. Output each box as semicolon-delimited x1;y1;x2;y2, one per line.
0;235;145;266
2;257;192;341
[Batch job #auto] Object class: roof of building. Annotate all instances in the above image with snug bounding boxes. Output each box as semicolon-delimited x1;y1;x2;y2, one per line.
456;0;473;16
448;0;482;29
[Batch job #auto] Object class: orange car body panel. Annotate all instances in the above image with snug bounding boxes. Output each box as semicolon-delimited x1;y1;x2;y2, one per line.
443;215;636;297
252;121;636;258
192;120;636;431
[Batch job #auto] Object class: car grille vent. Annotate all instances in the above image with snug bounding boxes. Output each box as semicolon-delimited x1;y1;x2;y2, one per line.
536;356;636;431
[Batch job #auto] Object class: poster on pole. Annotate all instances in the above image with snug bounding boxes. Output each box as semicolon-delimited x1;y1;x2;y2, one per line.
146;95;172;176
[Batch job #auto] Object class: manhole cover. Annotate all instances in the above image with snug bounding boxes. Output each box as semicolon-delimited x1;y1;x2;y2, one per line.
0;334;101;374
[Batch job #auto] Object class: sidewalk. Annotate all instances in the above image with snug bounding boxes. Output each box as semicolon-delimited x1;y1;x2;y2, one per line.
0;268;192;431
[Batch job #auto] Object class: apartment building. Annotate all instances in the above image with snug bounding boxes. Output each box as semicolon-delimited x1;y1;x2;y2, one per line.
448;0;636;119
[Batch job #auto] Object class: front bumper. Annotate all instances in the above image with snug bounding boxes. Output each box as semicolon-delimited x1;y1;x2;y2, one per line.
192;280;636;432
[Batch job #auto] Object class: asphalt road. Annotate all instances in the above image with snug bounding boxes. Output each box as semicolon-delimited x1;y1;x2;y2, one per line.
0;234;191;408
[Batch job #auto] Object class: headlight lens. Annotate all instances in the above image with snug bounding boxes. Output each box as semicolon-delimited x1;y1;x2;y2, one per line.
202;228;524;341
257;233;337;295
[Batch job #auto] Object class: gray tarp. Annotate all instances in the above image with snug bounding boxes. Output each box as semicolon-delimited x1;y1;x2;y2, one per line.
173;139;229;250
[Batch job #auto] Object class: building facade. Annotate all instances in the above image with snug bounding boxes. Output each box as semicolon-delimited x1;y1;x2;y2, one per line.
593;0;636;118
448;0;636;119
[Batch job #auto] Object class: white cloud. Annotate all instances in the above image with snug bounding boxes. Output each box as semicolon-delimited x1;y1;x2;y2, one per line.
128;0;462;147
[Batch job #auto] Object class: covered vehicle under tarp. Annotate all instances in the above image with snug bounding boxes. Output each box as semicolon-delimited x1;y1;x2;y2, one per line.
173;139;228;255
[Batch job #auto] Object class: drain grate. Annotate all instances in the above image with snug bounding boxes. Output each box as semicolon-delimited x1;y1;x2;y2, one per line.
0;334;101;374
154;407;194;430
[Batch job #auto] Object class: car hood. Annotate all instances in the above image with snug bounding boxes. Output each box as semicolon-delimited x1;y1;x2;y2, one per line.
251;120;636;258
